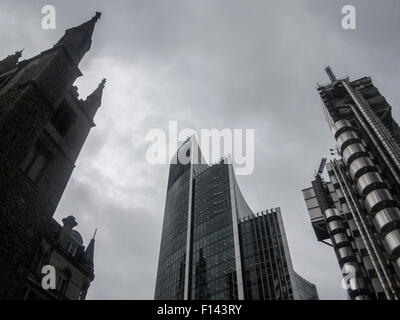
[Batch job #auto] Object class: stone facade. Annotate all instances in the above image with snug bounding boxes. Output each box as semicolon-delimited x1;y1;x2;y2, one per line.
0;13;104;299
23;216;95;300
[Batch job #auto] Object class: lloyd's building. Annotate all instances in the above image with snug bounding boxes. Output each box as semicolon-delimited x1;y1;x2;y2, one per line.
302;67;400;300
155;137;318;300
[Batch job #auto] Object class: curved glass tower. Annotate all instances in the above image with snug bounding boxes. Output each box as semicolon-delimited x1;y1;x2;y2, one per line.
155;137;317;300
155;138;195;300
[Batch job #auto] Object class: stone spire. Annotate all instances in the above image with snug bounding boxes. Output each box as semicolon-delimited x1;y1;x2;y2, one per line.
81;229;96;272
53;12;101;64
84;78;106;119
0;49;23;72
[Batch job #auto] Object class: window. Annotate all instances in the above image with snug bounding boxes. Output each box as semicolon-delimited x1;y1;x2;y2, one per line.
67;241;78;257
20;142;52;182
305;197;319;210
58;277;68;294
308;207;323;220
57;270;71;295
51;102;77;137
302;188;315;199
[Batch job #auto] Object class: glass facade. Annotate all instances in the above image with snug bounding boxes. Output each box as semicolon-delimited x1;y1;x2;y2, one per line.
154;141;192;300
239;210;296;300
191;164;237;300
155;137;318;300
294;272;319;300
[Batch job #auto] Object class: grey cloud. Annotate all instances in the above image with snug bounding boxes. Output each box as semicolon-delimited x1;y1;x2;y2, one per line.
2;0;399;300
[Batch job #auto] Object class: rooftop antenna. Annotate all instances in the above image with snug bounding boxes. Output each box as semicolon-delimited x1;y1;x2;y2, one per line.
315;157;327;180
324;66;337;83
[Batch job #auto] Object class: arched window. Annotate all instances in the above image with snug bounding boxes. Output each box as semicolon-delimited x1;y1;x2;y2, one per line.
19;142;52;183
57;269;71;295
51;101;77;137
20;145;36;171
28;154;46;181
67;241;78;257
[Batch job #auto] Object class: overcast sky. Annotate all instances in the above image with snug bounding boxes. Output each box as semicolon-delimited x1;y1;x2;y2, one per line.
1;0;400;300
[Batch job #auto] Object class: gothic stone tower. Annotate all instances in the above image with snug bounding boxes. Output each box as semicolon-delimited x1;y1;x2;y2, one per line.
0;13;105;299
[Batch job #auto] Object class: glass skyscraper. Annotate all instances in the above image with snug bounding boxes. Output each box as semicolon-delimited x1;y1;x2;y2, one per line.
155;137;318;300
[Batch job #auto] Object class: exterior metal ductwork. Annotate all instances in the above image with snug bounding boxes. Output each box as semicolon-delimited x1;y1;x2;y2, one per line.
324;208;340;222
396;257;400;273
337;246;355;263
332;233;348;247
349;157;376;181
308;72;400;299
364;189;396;214
332;120;353;138
332;159;399;300
323;208;369;299
342;143;368;166
336;131;360;153
356;172;385;197
383;230;400;257
342;80;400;173
327;220;345;234
346;102;400;186
373;208;400;235
331;84;400;295
349;278;366;291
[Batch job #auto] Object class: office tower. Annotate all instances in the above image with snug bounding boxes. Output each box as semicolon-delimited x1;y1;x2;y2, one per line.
23;216;95;300
155;137;318;300
302;67;400;300
0;13;104;299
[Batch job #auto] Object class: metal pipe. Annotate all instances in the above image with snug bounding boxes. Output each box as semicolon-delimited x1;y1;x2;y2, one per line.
332;116;400;296
339;103;400;186
352;88;400;159
332;160;397;299
341;80;400;173
337;107;400;281
345;82;400;159
322;207;369;299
